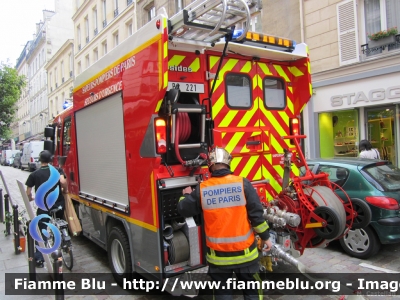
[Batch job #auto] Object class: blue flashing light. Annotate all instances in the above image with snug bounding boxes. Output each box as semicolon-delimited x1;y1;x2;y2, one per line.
63;100;72;110
232;29;243;40
292;40;297;48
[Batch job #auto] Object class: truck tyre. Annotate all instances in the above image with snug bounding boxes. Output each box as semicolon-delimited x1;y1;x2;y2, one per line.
28;163;35;172
107;227;133;286
339;226;381;259
349;198;372;229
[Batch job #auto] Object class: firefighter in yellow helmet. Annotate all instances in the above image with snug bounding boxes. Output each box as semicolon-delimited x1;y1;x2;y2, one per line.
178;147;272;300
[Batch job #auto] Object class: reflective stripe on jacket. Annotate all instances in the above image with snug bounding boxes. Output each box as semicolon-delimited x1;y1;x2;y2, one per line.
200;174;254;252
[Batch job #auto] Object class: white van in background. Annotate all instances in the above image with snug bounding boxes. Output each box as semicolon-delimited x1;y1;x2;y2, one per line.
21;141;44;171
1;150;20;166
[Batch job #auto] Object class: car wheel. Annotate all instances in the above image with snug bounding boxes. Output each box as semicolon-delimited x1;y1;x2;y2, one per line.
28;164;35;172
107;227;133;286
349;198;372;229
339;226;381;259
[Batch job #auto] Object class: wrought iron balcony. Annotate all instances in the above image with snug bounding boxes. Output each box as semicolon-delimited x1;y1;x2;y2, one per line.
127;0;133;5
78;44;81;50
94;28;98;36
114;8;119;18
86;36;90;43
70;70;73;77
103;19;107;28
361;34;400;57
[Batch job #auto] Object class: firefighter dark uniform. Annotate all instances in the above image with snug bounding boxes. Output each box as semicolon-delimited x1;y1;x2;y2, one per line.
178;151;270;300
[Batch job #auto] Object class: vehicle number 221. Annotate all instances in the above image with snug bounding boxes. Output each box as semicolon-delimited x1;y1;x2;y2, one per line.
168;82;204;93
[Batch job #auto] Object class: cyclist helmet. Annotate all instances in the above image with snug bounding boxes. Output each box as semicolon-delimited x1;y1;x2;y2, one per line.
39;150;52;163
207;147;232;168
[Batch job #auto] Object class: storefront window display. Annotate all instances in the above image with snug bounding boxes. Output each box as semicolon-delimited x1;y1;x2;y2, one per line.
319;110;359;158
366;106;396;164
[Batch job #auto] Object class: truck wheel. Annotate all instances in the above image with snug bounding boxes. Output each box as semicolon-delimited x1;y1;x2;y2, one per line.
28;164;35;172
107;227;133;286
339;226;381;259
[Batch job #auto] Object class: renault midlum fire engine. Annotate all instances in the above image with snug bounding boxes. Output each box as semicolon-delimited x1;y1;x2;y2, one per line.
43;0;356;295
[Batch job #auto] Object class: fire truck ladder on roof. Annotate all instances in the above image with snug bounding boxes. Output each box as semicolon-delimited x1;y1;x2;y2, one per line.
168;0;262;46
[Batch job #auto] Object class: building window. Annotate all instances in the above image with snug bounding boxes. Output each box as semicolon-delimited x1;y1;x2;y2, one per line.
54;67;58;88
77;25;81;50
363;0;400;53
77;61;82;74
86;55;90;68
114;0;119;17
148;6;156;22
114;31;119;47
85;16;90;43
93;48;98;62
49;72;52;92
175;0;183;13
93;6;98;35
102;0;107;27
61;61;64;82
102;40;108;55
69;53;73;77
127;21;133;36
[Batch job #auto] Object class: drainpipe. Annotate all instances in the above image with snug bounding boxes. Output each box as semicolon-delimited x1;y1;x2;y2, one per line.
299;0;305;43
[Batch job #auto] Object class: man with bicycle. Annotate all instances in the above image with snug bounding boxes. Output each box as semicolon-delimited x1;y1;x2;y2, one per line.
25;150;68;268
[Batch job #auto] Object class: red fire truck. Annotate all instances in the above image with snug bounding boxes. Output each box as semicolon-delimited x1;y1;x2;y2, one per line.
43;0;355;294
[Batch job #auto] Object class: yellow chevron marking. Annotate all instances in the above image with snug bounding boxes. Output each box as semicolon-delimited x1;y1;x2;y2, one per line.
292;165;299;176
225;131;244;154
159;40;163;90
189;58;200;72
222;132;226;139
212;93;225;119
164;41;168;59
305;222;323;228
169;55;185;67
231;156;242;172
155;99;163;112
273;164;284;182
211;58;238;91
238;104;258;127
288;86;293;94
252;75;258;90
288;66;304;77
240;155;258;178
286;97;294;115
252;166;262;181
309;83;313;97
274;65;290;82
219;110;238;128
164;71;168;88
240;144;250;153
210;56;220;70
240;61;252;73
251;131;261;137
264;165;281;194
258;63;272;75
163;18;167;29
261;165;274;200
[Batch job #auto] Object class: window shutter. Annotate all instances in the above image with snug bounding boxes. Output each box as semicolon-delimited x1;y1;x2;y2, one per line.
337;0;359;65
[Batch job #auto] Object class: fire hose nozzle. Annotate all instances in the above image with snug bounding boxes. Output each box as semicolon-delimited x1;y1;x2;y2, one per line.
271;244;299;269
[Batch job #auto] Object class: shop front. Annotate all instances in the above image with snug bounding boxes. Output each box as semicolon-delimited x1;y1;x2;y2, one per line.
311;72;400;167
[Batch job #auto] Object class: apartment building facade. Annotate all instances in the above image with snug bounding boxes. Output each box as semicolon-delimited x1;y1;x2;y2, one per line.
15;42;32;143
14;0;74;143
265;0;400;166
45;40;75;120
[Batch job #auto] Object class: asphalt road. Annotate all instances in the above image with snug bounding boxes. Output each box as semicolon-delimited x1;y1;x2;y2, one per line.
1;164;400;300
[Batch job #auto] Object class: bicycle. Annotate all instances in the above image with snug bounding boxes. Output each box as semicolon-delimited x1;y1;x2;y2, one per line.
46;206;74;270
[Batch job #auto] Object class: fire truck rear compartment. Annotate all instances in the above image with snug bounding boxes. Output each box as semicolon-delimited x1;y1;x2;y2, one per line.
158;176;205;274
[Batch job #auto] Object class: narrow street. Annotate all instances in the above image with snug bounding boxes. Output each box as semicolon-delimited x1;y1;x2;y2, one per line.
0;165;399;300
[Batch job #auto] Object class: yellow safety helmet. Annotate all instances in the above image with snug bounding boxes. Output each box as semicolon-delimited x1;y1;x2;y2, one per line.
208;147;232;168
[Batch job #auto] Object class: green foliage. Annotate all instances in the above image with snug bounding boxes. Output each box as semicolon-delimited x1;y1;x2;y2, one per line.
0;62;26;139
3;209;28;237
368;27;398;41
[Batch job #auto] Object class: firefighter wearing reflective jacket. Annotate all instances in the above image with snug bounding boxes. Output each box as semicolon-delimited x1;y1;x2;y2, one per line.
178;147;272;300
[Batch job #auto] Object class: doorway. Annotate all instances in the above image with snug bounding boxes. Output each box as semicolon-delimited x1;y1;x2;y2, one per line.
365;106;396;165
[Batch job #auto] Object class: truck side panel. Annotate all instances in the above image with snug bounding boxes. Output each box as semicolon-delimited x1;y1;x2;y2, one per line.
75;92;129;209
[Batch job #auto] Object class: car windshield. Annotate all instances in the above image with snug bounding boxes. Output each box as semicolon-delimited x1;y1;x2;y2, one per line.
362;164;400;192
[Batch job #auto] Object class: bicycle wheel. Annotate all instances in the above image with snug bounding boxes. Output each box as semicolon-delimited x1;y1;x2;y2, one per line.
62;246;73;270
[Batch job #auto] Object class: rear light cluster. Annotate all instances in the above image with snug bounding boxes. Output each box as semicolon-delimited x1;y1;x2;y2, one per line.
365;196;399;210
154;117;167;154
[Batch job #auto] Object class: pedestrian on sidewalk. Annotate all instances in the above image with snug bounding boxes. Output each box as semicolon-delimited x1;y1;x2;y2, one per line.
25;150;68;268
